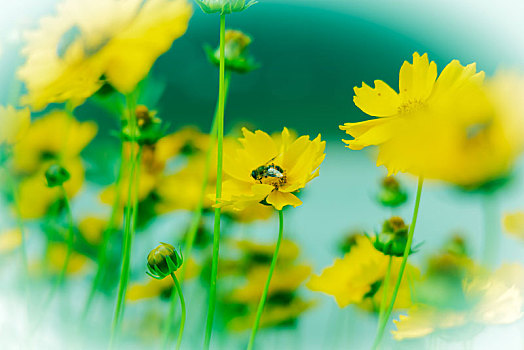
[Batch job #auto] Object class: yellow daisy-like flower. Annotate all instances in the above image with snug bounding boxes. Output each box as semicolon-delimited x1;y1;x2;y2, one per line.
307;235;418;309
393;263;524;340
503;211;524;240
220;127;325;211
340;52;524;186
17;158;85;219
13;110;97;174
228;298;315;332
231;264;312;303
47;243;91;275
0;106;31;145
18;0;192;110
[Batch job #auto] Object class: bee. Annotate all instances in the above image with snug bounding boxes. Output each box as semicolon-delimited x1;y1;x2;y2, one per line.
251;157;286;186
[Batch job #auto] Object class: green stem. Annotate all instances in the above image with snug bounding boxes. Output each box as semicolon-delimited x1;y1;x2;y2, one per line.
82;119;127;322
203;13;226;350
5;171;29;294
31;185;75;332
371;177;424;350
57;185;75;285
377;255;393;326
180;71;231;283
247;210;284;350
172;273;186;350
481;193;498;266
109;95;141;349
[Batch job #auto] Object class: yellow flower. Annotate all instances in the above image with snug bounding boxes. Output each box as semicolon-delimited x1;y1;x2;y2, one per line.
340;53;524;186
228;298;315;332
0;229;23;253
18;0;192;109
127;258;199;302
17;158;85;219
13;110;97;174
0;106;31;145
503;211;524;240
393;264;524;340
231;264;312;303
233;239;300;263
47;243;90;275
307;235;418;309
78;216;107;245
220;127;325;211
156;137;274;222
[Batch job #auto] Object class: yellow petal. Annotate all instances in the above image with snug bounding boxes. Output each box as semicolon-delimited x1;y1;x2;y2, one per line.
353;80;400;117
399;52;437;103
265;190;302;210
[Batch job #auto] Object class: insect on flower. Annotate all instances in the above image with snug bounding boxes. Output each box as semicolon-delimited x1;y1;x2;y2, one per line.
250;156;287;189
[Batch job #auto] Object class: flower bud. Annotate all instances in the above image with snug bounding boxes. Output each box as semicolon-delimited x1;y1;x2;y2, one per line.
45;164;70;187
372;216;411;257
195;0;256;14
204;29;259;73
377;176;407;208
146;242;183;279
121;105;166;145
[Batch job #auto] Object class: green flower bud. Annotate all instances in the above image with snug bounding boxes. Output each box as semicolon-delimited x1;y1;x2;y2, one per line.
121;105;167;145
377;176;407;208
204;29;259;73
45;164;70;187
146;242;183;279
195;0;256;14
372;216;411;257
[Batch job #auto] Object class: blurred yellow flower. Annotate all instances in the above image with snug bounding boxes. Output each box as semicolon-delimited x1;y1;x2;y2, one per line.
0;106;30;145
127;258;199;302
503;211;524;240
340;53;524;187
78;216;107;245
13;110;97;174
231;264;311;303
220;127;325;211
228;298;315;332
0;229;22;253
393;264;524;340
47;243;90;275
307;235;418;310
17;158;85;219
233;239;300;263
18;0;192;109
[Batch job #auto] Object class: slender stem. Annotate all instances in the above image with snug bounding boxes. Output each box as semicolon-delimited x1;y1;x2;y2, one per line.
172;273;186;350
372;177;424;350
377;255;393;326
82;119;127;322
481;193;498;266
31;185;74;332
109;95;141;349
5;171;29;293
180;71;231;283
247;210;284;350
57;185;75;285
203;13;226;350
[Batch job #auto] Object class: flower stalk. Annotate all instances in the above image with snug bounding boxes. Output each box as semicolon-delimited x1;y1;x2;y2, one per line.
82;122;126;322
372;177;423;349
203;13;227;350
109;94;142;348
180;70;231;283
247;209;284;350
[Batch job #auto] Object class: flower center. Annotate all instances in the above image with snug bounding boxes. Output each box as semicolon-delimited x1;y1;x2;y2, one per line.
397;100;425;115
250;163;286;189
